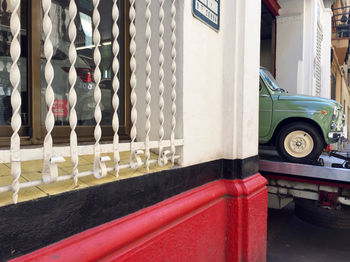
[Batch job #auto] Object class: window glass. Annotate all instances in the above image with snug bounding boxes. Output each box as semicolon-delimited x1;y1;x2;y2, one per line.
0;0;28;126
40;0;125;126
260;68;280;91
259;79;270;96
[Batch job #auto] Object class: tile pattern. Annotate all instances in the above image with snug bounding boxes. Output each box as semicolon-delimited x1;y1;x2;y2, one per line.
0;152;171;207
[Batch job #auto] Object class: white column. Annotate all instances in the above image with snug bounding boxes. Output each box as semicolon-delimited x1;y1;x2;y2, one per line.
181;0;261;165
276;0;305;95
223;0;261;160
321;7;332;99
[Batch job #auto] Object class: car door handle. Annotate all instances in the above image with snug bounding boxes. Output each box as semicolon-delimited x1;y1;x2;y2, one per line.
260;94;269;97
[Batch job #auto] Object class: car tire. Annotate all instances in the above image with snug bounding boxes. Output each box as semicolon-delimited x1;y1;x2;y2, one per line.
276;122;324;163
295;199;350;229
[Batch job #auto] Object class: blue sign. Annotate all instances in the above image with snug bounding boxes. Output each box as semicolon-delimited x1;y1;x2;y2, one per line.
192;0;220;31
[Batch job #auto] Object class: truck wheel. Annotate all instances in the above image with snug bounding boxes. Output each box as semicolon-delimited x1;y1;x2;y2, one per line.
276;122;324;163
295;199;350;229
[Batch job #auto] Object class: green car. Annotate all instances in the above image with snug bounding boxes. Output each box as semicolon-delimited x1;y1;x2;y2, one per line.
259;67;346;163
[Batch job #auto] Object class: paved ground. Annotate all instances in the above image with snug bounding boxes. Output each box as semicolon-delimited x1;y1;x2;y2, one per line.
267;203;350;262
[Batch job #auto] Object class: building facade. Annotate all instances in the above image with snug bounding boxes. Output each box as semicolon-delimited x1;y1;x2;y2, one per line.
0;0;268;261
272;0;333;97
331;0;350;145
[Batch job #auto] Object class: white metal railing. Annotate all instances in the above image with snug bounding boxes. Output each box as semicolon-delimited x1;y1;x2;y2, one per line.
1;0;183;204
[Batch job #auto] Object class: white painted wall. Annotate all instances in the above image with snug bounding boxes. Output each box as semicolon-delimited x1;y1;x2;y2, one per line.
133;0;261;166
135;0;182;143
276;0;305;94
183;0;261;165
182;0;261;165
181;1;224;165
276;0;332;98
321;5;333;98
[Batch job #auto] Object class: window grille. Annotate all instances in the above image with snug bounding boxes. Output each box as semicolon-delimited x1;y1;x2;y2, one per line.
1;0;183;204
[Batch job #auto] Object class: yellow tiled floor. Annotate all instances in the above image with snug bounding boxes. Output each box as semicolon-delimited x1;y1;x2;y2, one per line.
0;164;11;176
0;152;172;207
0;175;47;206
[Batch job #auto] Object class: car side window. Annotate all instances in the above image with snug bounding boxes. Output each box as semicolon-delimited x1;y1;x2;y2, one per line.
259;79;271;98
259;79;267;93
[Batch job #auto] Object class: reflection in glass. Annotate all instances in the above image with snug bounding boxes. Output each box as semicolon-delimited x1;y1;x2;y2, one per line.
260;68;280;91
0;0;28;126
40;0;125;126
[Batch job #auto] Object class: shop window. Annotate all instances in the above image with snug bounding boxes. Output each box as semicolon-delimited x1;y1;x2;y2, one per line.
0;0;129;145
0;0;28;132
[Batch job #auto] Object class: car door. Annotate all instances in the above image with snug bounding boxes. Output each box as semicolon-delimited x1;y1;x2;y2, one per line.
259;79;273;139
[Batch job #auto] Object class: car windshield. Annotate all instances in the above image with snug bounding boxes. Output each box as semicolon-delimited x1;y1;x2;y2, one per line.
260;68;284;92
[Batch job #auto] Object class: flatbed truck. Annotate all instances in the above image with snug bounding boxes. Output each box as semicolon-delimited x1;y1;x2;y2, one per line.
260;157;350;228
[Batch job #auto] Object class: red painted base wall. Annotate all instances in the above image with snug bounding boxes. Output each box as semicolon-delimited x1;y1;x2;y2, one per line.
12;174;267;262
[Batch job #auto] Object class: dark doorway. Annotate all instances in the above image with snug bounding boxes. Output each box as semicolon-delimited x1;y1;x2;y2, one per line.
260;2;276;76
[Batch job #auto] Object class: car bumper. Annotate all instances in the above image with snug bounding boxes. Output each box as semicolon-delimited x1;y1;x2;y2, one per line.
328;129;347;142
328;131;342;140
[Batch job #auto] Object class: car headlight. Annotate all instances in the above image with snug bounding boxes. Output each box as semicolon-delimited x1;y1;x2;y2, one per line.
332;107;338;120
331;122;336;130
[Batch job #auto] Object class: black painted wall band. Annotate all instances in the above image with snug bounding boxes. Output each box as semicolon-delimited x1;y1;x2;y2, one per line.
223;155;259;180
0;156;258;261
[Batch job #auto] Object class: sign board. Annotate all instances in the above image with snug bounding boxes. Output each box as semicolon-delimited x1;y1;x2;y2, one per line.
192;0;220;31
48;100;68;118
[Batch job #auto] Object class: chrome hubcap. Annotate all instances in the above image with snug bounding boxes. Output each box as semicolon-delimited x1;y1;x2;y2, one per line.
284;131;314;158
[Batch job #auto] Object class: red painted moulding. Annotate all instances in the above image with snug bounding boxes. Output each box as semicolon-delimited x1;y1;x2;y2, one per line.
263;173;350;190
11;174;267;262
263;0;281;16
225;175;268;262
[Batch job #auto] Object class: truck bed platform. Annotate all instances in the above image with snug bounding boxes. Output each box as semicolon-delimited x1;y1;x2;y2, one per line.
259;159;350;184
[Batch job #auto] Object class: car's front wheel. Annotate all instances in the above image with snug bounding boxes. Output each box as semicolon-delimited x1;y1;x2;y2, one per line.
276;122;324;163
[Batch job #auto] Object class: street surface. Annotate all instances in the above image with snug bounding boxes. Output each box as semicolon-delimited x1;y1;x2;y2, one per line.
267;203;350;262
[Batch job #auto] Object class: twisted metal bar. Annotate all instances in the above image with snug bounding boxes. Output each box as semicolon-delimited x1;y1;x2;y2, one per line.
92;0;106;178
68;0;79;185
158;0;166;166
129;0;142;169
112;0;120;177
9;0;22;203
42;0;57;182
170;0;177;165
145;0;152;172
